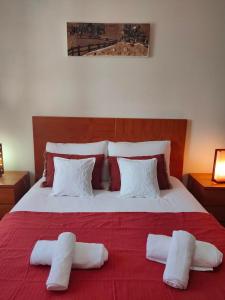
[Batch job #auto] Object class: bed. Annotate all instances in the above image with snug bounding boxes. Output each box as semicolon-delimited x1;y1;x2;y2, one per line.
0;116;225;300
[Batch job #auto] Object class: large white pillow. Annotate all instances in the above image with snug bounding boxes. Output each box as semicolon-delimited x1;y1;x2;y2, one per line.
117;157;160;198
46;141;108;156
108;141;171;173
52;157;95;197
45;141;108;181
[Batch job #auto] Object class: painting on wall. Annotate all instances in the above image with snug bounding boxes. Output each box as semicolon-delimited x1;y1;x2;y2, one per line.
67;23;150;57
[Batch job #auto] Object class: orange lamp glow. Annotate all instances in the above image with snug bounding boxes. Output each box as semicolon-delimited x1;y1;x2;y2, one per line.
0;144;4;177
212;149;225;183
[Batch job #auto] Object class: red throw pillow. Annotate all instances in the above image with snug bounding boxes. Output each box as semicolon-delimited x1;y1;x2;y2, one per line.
42;152;105;189
108;154;170;191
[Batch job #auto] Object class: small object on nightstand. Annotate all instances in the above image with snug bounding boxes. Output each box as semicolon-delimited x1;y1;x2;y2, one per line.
0;144;4;176
188;173;225;226
0;171;30;219
212;149;225;183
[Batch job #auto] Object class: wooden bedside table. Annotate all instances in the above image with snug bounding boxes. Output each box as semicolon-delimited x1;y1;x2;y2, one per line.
0;171;30;218
187;173;225;225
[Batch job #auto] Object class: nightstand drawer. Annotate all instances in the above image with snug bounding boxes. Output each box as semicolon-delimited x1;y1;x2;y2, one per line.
188;175;225;206
0;188;15;204
0;172;30;219
205;206;225;222
199;189;225;206
188;173;225;226
0;204;13;218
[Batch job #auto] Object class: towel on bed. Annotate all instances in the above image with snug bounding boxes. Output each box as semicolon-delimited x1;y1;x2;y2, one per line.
46;232;75;291
30;240;108;269
146;233;223;271
163;230;195;289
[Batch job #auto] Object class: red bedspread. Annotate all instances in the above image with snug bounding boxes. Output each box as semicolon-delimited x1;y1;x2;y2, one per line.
0;211;225;300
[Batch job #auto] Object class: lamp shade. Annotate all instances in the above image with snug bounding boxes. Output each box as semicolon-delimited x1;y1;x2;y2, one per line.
0;144;4;176
212;149;225;183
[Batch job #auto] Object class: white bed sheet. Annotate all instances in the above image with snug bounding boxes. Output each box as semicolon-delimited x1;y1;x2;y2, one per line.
12;177;206;213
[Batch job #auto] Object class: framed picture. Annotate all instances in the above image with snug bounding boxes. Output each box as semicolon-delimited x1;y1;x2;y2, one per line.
67;22;150;57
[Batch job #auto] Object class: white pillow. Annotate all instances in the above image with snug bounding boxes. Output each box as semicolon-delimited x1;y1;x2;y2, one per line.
52;157;95;197
45;141;108;181
117;157;160;198
108;141;171;174
46;141;108;156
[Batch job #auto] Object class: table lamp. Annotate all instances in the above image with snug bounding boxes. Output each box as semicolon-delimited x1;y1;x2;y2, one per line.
0;144;4;176
212;149;225;183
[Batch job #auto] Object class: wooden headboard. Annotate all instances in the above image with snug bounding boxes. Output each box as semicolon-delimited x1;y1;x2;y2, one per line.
32;116;187;181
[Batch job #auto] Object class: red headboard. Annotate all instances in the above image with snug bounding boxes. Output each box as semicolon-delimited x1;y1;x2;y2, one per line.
32;116;187;181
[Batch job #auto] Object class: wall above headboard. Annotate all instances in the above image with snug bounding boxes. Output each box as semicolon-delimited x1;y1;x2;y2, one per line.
33;116;187;181
0;1;224;177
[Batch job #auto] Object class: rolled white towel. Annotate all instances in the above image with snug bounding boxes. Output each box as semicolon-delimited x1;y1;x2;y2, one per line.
30;240;108;269
146;234;223;271
46;232;75;291
163;230;196;289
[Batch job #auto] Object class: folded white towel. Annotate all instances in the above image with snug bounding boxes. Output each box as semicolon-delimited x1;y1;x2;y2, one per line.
31;240;108;269
146;234;223;271
163;230;195;289
46;232;75;291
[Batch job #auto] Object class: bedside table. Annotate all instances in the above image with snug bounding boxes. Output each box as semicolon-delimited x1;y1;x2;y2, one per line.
0;171;30;218
188;173;225;225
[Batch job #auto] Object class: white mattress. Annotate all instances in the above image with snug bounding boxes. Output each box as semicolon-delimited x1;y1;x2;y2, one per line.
12;177;206;213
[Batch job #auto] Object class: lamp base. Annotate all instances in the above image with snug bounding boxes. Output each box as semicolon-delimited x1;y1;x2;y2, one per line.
212;178;225;184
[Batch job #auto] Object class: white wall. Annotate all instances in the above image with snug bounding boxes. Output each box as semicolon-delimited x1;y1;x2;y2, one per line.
0;0;225;178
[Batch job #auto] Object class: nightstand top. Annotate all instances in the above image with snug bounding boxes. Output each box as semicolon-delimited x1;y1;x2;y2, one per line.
0;171;29;188
190;173;225;189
